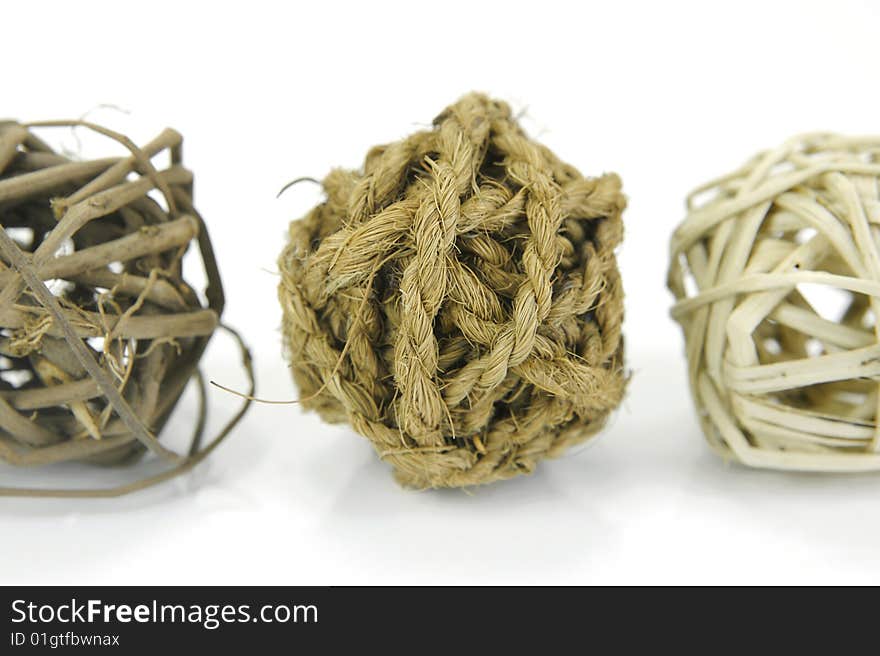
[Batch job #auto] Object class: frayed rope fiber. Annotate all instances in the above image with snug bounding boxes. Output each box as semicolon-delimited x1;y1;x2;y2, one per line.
279;93;627;488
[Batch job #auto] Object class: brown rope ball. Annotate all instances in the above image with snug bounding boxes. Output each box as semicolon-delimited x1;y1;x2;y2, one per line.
669;133;880;472
0;120;251;497
279;93;627;488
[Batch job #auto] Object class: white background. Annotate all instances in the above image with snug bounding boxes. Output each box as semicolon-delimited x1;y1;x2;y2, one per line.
2;0;879;585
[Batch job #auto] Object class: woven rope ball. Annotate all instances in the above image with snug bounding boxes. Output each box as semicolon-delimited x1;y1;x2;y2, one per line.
0;120;242;497
669;133;880;472
279;93;627;488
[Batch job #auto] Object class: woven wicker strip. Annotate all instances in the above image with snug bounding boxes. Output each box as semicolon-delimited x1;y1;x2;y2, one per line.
0;120;253;497
669;133;880;471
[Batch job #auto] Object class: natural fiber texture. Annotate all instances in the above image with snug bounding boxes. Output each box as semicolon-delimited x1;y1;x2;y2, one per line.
279;93;626;488
0;120;253;497
669;133;880;471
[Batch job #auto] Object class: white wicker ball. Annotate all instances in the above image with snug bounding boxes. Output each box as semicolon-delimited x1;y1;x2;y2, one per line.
669;134;880;471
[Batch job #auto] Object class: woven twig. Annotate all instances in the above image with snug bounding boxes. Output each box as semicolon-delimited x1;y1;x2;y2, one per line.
669;133;880;471
0;120;253;496
279;93;627;488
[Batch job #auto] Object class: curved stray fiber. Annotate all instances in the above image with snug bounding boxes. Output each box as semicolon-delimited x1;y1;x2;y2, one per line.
279;93;628;488
276;176;321;199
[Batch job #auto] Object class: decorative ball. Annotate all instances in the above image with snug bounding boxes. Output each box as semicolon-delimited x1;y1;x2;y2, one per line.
669;133;880;471
279;93;627;488
0;120;230;496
